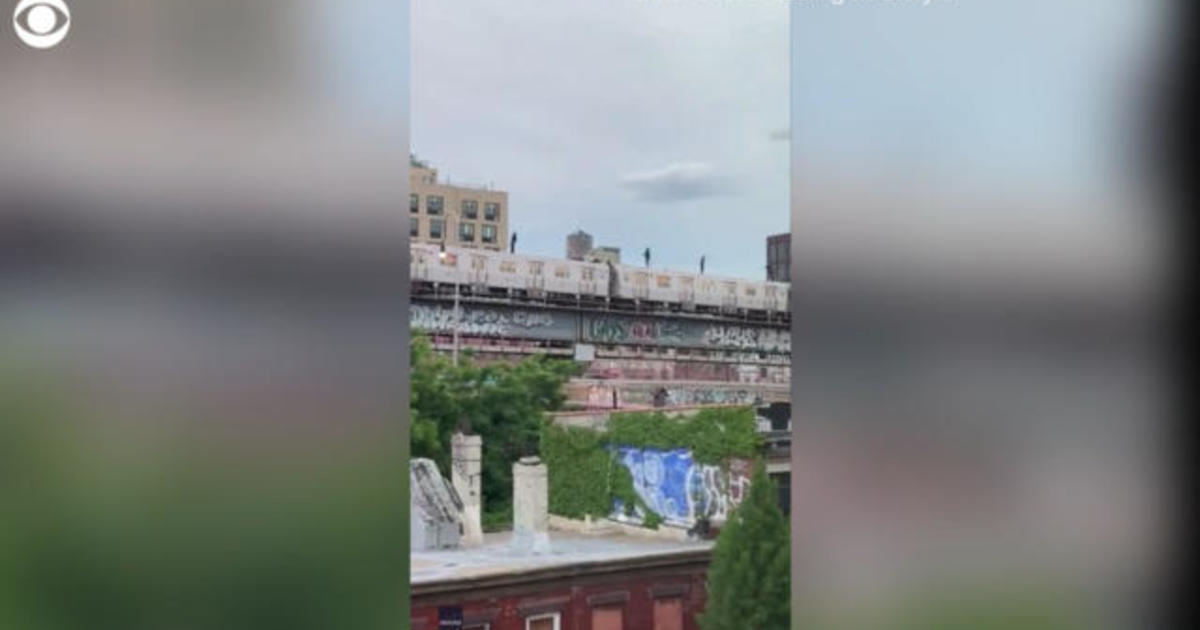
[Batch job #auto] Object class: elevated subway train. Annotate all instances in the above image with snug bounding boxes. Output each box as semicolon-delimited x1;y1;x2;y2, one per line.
410;243;790;319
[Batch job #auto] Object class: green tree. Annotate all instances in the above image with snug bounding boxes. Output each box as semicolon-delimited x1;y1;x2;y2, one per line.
409;331;578;525
699;460;790;630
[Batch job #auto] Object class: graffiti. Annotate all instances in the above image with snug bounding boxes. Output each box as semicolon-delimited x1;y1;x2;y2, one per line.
412;303;790;354
411;304;560;338
669;388;758;406
610;446;752;527
586;317;685;345
585;314;788;354
702;325;791;353
569;381;788;410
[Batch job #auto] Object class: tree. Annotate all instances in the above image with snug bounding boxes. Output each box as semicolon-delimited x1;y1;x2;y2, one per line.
698;460;790;630
409;331;578;524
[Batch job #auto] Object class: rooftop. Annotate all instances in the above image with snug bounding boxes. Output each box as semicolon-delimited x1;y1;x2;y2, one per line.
411;530;712;587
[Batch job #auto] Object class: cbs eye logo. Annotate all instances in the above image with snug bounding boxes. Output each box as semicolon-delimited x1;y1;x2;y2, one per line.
12;0;70;49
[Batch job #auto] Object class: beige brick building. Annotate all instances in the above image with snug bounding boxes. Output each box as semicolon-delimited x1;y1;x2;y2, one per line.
410;158;508;251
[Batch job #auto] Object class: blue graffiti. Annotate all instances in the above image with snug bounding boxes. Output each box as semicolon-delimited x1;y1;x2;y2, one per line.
614;447;692;524
610;446;748;527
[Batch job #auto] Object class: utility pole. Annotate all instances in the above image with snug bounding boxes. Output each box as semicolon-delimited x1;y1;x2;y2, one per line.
452;281;460;366
439;240;461;366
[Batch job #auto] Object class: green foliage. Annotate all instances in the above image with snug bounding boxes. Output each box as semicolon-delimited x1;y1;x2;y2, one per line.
540;407;759;529
698;460;790;630
480;506;513;533
541;424;612;519
606;407;759;464
409;331;579;520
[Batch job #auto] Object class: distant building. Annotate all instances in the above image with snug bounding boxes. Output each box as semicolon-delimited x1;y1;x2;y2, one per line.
766;233;790;282
585;246;621;265
411;533;710;630
410;157;508;251
566;230;594;261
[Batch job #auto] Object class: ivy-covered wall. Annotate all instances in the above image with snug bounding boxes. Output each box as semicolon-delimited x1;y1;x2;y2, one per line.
540;407;760;529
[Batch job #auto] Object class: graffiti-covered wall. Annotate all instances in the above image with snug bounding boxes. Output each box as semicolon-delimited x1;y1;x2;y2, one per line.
583;358;790;384
611;447;751;528
566;380;788;410
583;314;790;354
410;302;575;340
410;299;790;355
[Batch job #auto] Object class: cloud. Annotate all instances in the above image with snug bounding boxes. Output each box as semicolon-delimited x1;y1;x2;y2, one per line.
618;162;735;203
769;128;791;142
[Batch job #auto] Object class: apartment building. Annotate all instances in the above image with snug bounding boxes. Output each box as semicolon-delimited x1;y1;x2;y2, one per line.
410;158;508;251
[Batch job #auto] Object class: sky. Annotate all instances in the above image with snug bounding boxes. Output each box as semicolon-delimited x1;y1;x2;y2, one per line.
411;0;790;280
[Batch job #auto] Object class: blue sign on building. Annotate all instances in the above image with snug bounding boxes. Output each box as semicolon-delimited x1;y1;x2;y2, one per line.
438;606;463;629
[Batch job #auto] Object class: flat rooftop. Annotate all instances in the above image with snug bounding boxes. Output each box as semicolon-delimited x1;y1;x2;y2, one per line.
411;531;713;586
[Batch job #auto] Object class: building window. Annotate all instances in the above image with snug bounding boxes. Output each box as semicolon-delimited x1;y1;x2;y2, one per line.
525;613;560;630
410;217;419;237
410;193;419;213
427;195;444;215
591;607;623;630
484;202;500;221
459;222;475;242
652;599;683;630
461;200;478;219
429;218;444;240
481;224;497;244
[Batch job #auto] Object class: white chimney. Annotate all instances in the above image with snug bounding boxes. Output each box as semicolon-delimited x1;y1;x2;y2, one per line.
451;433;483;546
512;455;550;553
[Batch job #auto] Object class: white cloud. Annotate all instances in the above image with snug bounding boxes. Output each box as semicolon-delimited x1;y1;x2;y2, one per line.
618;162;735;203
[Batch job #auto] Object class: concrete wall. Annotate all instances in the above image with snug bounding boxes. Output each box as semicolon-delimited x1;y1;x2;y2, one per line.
410;458;464;550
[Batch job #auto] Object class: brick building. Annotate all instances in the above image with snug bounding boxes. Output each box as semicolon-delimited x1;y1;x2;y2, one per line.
411;531;711;630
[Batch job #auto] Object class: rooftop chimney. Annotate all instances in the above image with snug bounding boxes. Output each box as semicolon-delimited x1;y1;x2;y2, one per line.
511;456;550;554
451;432;483;546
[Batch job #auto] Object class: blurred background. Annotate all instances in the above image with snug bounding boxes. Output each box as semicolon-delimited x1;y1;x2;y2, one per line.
789;0;1175;628
1;1;409;628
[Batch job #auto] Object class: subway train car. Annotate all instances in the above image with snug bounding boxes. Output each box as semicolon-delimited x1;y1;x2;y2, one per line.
410;243;789;317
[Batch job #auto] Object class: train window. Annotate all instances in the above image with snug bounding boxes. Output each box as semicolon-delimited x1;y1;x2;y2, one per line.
471;256;486;270
723;282;736;295
500;261;517;273
765;286;776;297
582;268;595;281
554;266;569;278
745;286;757;297
680;277;694;287
530;262;543;276
656;275;671;288
440;253;458;266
